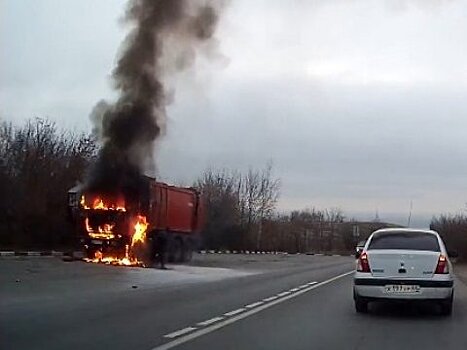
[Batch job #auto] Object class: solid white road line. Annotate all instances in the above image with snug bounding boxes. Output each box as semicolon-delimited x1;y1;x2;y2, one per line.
245;301;263;309
223;308;245;317
163;327;197;339
196;317;224;326
152;270;354;350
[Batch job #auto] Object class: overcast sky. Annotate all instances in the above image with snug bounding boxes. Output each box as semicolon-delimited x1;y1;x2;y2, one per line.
2;0;467;226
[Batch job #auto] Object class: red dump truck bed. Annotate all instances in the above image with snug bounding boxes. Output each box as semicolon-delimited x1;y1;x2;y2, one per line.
149;182;204;234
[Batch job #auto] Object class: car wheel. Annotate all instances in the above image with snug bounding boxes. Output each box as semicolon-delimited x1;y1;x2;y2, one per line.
440;296;453;316
355;297;368;313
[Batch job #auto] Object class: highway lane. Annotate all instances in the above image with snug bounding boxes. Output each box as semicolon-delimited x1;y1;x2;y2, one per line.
172;268;467;350
1;254;353;350
5;254;467;350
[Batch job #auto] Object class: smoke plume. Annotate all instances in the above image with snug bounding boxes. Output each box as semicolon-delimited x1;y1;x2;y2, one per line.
87;0;222;194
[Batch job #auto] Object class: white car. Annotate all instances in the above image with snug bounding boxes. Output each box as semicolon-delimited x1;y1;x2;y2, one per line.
353;228;454;315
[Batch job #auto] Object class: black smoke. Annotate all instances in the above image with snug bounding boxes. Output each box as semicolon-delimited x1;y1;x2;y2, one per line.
87;0;222;196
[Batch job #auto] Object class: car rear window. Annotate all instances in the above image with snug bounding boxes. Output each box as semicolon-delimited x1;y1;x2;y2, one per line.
367;231;440;252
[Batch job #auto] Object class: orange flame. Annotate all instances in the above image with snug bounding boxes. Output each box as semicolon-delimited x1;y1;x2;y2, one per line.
80;195;89;209
93;198;106;210
131;215;148;247
83;215;148;267
80;195;126;212
83;245;136;266
85;218;115;239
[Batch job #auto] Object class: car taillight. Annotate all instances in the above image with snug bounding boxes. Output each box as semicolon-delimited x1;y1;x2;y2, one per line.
435;254;449;274
357;252;371;273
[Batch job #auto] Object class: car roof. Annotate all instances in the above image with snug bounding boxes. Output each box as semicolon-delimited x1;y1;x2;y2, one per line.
371;228;439;236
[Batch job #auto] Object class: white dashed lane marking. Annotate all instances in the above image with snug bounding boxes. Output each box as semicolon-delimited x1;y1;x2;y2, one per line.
263;295;279;302
197;317;224;326
224;308;245;316
163;281;320;340
245;301;264;309
163;327;197;339
153;271;353;350
163;280;321;340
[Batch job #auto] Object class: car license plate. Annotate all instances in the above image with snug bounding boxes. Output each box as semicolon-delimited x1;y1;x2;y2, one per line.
91;240;103;245
384;285;420;294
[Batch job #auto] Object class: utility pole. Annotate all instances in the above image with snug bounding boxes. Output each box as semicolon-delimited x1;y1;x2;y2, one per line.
353;225;360;242
407;200;413;227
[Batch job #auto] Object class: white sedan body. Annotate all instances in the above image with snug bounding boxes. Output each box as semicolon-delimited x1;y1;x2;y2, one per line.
353;229;454;312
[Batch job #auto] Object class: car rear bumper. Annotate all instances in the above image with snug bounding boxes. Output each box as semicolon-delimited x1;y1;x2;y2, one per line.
354;278;453;300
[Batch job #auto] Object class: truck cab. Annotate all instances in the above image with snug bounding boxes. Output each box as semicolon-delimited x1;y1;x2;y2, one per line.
68;177;204;266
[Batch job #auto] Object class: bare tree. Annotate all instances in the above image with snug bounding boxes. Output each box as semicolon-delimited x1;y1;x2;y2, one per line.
324;207;345;251
195;163;280;251
195;168;242;249
431;214;467;259
256;162;281;250
0;118;97;248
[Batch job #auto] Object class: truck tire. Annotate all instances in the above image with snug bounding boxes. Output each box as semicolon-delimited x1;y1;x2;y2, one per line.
132;241;151;267
168;238;183;263
183;246;193;262
146;235;156;266
84;245;99;259
174;239;184;262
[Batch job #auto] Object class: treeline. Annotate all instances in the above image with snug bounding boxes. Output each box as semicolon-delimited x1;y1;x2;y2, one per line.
196;167;395;253
0;118;96;248
195;165;280;251
431;214;467;260
0;118;395;253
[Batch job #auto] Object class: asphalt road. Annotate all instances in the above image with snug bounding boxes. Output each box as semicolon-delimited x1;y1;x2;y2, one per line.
2;253;467;350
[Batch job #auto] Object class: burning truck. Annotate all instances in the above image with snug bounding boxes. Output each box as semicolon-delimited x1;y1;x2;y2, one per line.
66;0;222;267
68;176;204;266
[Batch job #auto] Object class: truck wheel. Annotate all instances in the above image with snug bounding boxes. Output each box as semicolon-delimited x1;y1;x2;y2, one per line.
132;241;151;267
183;246;193;262
168;238;183;263
84;245;99;259
174;239;183;262
148;237;157;266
